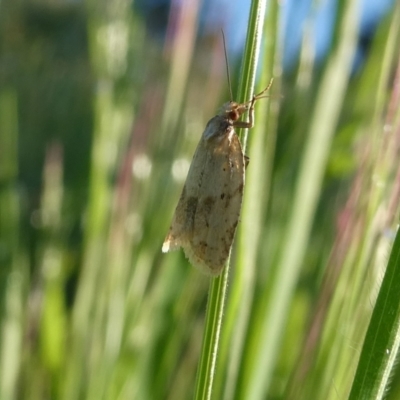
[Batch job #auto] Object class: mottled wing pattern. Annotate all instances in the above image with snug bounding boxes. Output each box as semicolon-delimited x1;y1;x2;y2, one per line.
161;141;208;251
162;115;245;276
187;133;244;275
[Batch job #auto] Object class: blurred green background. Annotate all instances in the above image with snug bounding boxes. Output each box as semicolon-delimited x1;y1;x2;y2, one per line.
1;0;400;399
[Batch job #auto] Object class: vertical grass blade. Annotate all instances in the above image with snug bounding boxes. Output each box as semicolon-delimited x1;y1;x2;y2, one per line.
193;1;267;399
240;0;361;398
213;1;280;399
0;88;24;400
348;224;400;399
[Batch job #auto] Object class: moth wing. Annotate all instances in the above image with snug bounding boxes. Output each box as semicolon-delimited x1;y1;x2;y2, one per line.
163;115;245;276
162;137;210;253
185;133;245;275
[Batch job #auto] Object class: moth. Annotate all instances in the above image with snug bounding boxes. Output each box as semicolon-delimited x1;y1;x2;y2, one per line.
162;83;272;276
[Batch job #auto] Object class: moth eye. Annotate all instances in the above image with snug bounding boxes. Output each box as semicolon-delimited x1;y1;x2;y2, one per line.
228;110;239;120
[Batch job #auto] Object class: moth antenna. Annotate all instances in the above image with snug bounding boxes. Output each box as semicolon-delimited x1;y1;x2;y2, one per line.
244;77;275;106
254;77;274;99
221;29;233;102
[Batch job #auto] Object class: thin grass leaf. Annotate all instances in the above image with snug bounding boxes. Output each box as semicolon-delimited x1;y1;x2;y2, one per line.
193;1;267;399
239;0;361;398
348;224;400;400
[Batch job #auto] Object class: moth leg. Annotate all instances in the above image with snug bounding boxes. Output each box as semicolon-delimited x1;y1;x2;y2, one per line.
234;89;261;129
234;78;274;130
233;100;256;129
244;155;250;169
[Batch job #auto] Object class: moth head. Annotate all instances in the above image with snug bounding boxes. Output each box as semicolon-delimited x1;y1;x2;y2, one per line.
220;101;249;121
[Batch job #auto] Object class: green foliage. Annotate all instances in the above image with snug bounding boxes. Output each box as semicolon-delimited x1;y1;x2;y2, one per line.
1;0;400;399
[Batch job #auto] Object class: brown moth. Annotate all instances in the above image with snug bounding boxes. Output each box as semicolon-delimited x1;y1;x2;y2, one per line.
162;83;272;276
